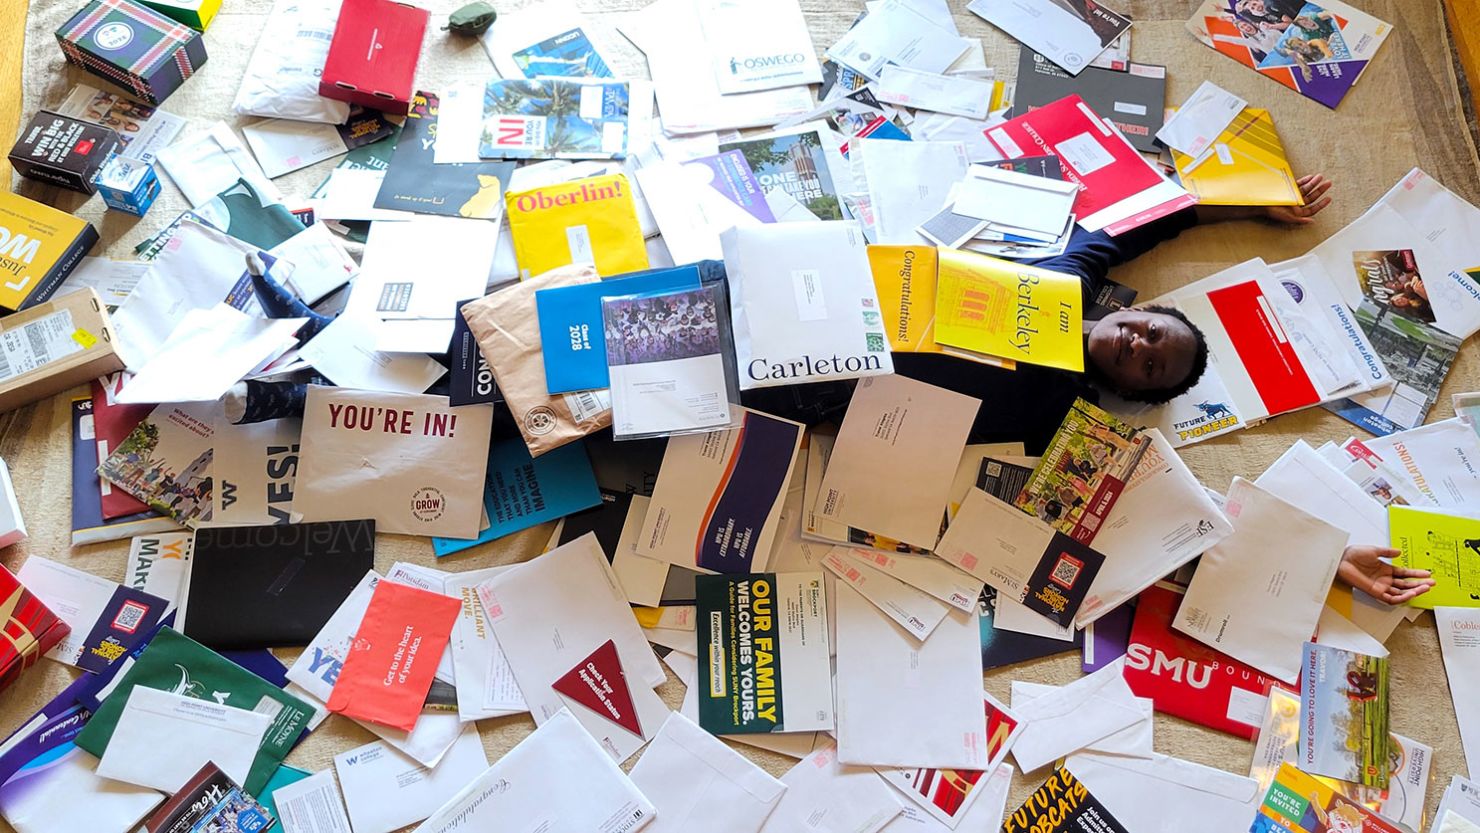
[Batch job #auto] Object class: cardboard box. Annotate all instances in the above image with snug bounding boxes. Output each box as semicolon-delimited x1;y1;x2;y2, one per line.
320;0;429;115
0;289;124;414
137;0;219;31
0;191;100;313
56;0;208;105
0;563;69;693
7;110;121;194
96;154;161;216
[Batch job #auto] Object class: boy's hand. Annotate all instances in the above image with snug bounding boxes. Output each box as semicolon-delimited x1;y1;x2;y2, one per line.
1265;174;1333;225
1337;544;1435;605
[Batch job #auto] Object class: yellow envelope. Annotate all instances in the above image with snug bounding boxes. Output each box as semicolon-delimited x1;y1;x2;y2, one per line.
504;173;649;278
934;247;1083;372
1172;108;1302;207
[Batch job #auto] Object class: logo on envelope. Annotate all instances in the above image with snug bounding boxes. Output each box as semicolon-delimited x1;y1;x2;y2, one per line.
551;639;643;738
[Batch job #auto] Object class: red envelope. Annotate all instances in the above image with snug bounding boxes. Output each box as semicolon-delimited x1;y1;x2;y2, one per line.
326;580;460;732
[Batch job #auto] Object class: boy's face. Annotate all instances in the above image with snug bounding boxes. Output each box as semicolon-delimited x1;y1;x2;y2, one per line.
1086;309;1199;394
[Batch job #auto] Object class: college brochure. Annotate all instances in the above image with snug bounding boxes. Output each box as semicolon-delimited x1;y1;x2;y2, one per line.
719;127;846;222
1436;609;1480;783
479;79;630;161
1002;767;1130;833
1299;642;1390;789
98;401;219;526
1186;0;1392;110
933;247;1085;372
1014;398;1148;543
695;572;833;735
638;409;802;573
480;0;617;80
1388;506;1480;609
373;92;516;220
1252;763;1403;833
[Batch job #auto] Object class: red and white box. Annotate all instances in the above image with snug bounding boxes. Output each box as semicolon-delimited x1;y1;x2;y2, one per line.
319;0;428;115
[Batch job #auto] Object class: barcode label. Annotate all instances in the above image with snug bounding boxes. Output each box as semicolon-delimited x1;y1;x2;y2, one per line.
562;388;608;423
0;309;82;382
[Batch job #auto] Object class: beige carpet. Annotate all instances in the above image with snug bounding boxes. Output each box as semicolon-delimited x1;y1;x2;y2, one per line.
9;1;1480;830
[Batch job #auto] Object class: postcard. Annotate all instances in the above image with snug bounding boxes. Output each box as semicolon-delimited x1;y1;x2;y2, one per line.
695;572;833;735
638;408;802;572
719;125;847;222
1298;642;1390;789
479;79;630;161
1251;763;1402;833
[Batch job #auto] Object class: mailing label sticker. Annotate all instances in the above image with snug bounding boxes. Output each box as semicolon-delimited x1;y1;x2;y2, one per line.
987;128;1024;159
791;269;828;322
600;121;627;154
1113;101;1148;116
0;309;83;382
566;225;595;265
1055;132;1115;177
579;85;605;120
1226;686;1267;727
1215;143;1234;166
562;388;609;423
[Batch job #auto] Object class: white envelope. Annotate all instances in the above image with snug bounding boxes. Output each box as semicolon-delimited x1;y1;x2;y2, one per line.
285;571;465;768
269;223;357;306
723;221;894;390
1173;478;1349;683
1067;751;1262;833
879;764;1013;832
117;306;305;403
824;548;951;640
16;556;119;666
299;314;446;396
477;533;670;762
1156;82;1247;161
413;710;656;833
843;549;981;613
875;66;995;119
1437;608;1480;780
345;217;499;326
1009;658;1145;773
479;0;619;82
310;170;415;222
964;0;1121;76
96;686;270;793
696;0;821;94
1012;682;1153;760
1255;440;1405;642
630;711;787;833
0;734;160;833
835;583;987;770
761;743;905;833
613;495;672;607
1435;775;1480;831
952;165;1078;237
618;0;814;135
670;646;822;760
1364;418;1480;509
1075;428;1233;628
857;140;971;246
334;727;489;833
272;769;351;833
825;0;970;79
995;597;1074;642
111;220;260;369
156;121;282;207
442;566;527;721
242;118;348;179
635;159;768;265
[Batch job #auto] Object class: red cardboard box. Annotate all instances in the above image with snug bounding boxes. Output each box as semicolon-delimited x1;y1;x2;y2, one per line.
319;0;429;116
0;564;71;693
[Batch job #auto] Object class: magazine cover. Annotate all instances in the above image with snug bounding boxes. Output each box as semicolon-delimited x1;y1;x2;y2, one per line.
373;91;516;220
694;572;833;735
98;402;219;527
1353;249;1434;324
1013;398;1149;543
1322;298;1461;435
720;130;844;222
1299;642;1390;789
479;80;630;160
1186;0;1392;109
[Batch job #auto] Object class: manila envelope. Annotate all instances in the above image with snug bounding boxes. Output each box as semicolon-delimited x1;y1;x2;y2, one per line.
327;580;461;733
293;386;493;538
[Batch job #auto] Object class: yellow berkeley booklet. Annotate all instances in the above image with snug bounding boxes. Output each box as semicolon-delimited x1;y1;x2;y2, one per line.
504;173;649;279
1171;108;1302;207
1389;505;1480;609
933;247;1083;372
868;245;1016;370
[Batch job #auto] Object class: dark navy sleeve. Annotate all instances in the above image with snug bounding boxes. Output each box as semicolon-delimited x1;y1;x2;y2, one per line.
1024;207;1200;303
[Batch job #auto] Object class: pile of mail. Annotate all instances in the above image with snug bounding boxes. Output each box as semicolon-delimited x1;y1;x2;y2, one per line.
1;0;1479;832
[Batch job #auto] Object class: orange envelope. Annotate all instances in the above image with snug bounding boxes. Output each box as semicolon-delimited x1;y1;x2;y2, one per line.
326;581;461;732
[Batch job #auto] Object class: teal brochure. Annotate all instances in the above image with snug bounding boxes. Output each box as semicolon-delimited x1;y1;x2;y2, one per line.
433;438;602;557
534;265;701;394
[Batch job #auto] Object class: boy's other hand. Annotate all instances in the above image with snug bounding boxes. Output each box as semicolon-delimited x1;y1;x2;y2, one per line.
1337;544;1435;605
1265;174;1333;225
